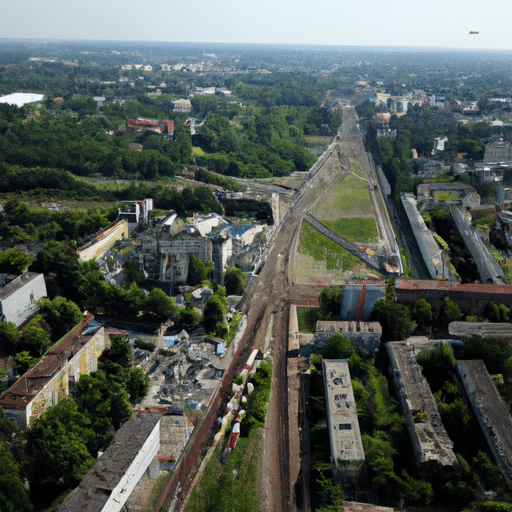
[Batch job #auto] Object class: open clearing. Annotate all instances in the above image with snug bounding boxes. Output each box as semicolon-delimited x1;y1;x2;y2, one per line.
310;172;374;219
295;223;379;284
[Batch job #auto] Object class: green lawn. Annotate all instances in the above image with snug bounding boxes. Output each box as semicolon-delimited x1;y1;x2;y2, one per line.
435;192;459;202
322;217;378;243
311;173;373;218
472;208;498;230
192;146;207;156
297;306;320;333
298;223;362;271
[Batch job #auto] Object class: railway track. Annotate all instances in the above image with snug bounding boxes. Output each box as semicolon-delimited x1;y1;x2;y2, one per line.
155;103;394;512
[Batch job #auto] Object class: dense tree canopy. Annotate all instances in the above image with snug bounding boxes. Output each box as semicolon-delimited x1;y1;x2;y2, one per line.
24;398;95;507
371;298;416;341
319;285;344;318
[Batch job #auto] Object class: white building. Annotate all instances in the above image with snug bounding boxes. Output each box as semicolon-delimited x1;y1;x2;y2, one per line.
56;414;162;512
0;272;47;327
173;98;192;113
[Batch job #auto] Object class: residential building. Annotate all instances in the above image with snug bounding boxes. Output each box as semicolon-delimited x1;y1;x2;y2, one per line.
173;98;192;113
0;272;47;327
126;118;174;138
77;220;129;263
0;315;123;426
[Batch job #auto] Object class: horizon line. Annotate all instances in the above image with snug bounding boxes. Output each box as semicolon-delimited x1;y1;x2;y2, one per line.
1;37;511;53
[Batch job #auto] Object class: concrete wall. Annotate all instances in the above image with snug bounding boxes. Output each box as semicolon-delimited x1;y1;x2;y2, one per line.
78;221;129;263
0;273;47;327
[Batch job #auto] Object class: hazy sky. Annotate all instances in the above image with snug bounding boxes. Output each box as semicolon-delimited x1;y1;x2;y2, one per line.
2;0;512;50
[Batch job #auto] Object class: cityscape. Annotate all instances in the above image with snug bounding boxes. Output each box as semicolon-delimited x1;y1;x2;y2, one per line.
1;39;512;512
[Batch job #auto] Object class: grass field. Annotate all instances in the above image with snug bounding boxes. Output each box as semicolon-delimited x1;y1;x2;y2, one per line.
297;306;320;333
295;223;378;284
192;146;207;156
322;217;379;243
350;159;364;177
298;223;362;270
310;173;373;219
184;427;263;512
304;135;332;146
434;192;459;202
472;208;498;230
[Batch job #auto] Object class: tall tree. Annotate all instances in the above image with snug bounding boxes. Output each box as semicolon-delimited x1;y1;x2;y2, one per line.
319;285;344;318
0;248;34;274
24;398;95;507
372;298;416;341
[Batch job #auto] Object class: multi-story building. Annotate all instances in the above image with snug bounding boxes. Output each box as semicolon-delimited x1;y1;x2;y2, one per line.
0;272;47;327
0;314;124;426
322;359;365;484
77;220;129;263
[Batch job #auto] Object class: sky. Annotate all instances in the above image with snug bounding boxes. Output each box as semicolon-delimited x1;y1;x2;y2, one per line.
2;0;512;51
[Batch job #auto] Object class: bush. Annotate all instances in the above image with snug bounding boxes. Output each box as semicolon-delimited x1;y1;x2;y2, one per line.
134;337;156;352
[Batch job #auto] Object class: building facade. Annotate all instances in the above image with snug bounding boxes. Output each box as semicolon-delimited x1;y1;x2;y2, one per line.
77;220;129;262
0;272;47;327
0;315;112;426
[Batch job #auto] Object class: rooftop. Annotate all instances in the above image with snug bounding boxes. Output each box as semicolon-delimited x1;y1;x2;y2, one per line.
57;414;162;512
0;272;43;301
395;279;512;295
449;321;512;338
0;314;97;411
322;359;365;465
387;341;459;474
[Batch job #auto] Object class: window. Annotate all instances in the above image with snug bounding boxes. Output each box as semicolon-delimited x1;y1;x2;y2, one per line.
339;423;352;430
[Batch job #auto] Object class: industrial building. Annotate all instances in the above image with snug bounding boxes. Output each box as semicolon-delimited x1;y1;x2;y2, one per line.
339;281;386;321
0;315;124;426
457;360;512;488
77;220;129;263
315;321;382;352
449;321;512;339
394;279;512;314
322;359;365;484
118;199;154;234
401;193;457;281
387;341;459;479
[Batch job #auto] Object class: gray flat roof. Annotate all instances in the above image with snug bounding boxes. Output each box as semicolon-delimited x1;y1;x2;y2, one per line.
322;359;365;466
57;414;161;512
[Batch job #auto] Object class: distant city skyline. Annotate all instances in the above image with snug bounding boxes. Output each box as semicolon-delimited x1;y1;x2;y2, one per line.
2;0;511;51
